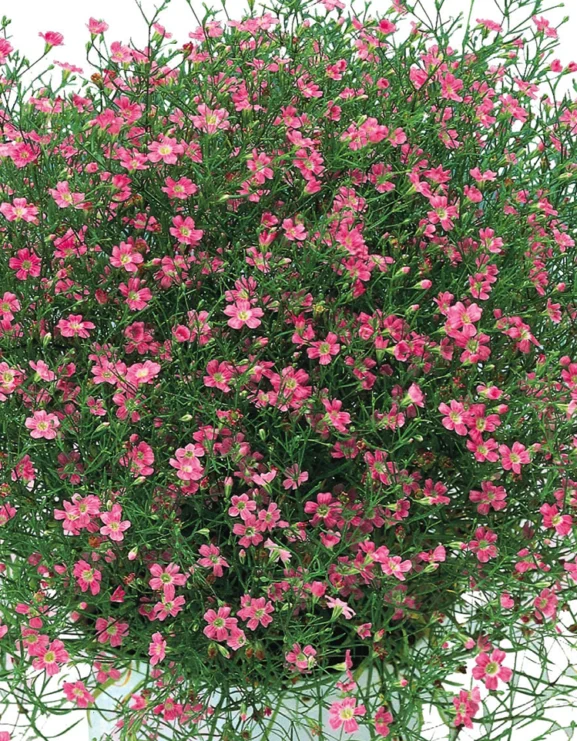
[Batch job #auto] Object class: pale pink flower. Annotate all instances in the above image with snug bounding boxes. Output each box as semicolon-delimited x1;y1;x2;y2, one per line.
25;411;60;440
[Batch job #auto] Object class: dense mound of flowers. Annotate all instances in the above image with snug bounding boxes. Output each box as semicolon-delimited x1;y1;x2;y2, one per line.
0;0;576;738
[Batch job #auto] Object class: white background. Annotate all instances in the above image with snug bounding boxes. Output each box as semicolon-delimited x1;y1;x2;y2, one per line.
1;0;577;739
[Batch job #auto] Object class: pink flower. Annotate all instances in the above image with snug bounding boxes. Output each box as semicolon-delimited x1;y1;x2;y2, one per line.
169;443;205;481
329;697;366;734
126;360;161;387
469;481;507;515
0;291;20;320
95;618;129;648
472;649;513;690
469;526;498;563
439;400;470;436
147;136;184;165
110;242;144;273
533;588;558;620
564;559;577;582
191;104;230;133
118;278;152;310
304;492;342;528
326;596;356;620
8;248;42;280
162;176;198;199
198;544;229;577
453;687;481;728
149;563;187;595
149;632;166;665
25;411;60;440
204;360;234;393
380;555;412;581
499;441;530;474
1;198;39;223
203;606;237;641
282;218;308;241
285;643;317;672
237;595;274;630
87;18;109;34
152;585;186;621
224;300;264;330
100;504;131;542
247;149;274;184
49;181;85;209
169;215;203;246
73;560;102;595
39;31;64;47
228;494;257;521
322;397;351;432
540;503;573;536
307;333;340;364
57;314;95;338
232;514;264;547
63;680;95;708
32;639;70;676
374;707;393;737
29;359;56;382
282;464;308;490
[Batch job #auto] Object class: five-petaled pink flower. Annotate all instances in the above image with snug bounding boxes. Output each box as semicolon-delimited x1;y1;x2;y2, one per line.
307;333;340;364
73;560;102;596
499;441;530;474
57;314;95;338
198;544;229;577
63;680;95;708
329;697;366;734
0;198;39;223
203;606;237;641
469;526;498;563
95;617;129;648
100;504;131;542
149;562;187;595
25;411;60;440
472;649;512;690
32;639;70;676
224;300;264;330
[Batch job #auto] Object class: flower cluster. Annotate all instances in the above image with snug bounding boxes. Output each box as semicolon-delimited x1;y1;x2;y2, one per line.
0;0;576;739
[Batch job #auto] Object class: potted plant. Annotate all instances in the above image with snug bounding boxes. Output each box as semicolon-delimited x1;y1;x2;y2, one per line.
0;0;576;739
